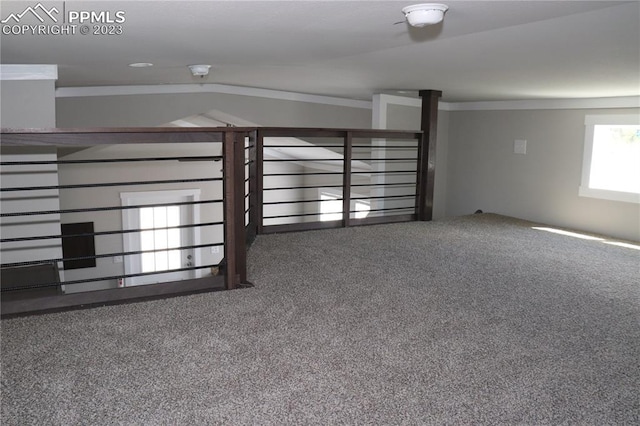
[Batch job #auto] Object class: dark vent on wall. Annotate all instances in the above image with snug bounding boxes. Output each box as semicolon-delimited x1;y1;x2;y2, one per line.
61;222;96;270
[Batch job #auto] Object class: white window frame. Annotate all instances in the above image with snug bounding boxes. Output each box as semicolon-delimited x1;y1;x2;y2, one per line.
579;114;640;204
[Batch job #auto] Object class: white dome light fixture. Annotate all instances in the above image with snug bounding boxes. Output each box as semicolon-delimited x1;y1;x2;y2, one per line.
188;64;211;77
402;3;449;27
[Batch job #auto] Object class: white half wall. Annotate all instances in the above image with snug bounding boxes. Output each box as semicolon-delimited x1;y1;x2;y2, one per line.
1;64;57;128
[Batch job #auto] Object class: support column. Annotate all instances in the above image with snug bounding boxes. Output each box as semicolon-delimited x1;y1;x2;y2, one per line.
417;90;442;221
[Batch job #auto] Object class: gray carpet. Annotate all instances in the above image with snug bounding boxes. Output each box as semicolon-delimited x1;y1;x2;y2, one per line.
2;213;639;425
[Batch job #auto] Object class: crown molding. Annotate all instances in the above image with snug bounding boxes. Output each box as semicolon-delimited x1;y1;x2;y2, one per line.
0;64;58;81
442;97;640;111
376;94;422;108
371;94;639;112
55;83;372;109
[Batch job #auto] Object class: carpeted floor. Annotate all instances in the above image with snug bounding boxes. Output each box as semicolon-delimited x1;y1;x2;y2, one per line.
1;213;639;425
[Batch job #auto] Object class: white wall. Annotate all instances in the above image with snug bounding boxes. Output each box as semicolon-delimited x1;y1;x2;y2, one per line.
56;92;371;128
446;107;640;241
1;80;56;128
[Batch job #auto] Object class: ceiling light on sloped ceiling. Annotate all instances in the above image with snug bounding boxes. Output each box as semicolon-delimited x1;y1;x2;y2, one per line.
402;3;449;27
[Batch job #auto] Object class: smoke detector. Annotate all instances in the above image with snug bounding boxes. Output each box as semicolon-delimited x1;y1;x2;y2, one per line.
188;64;211;77
402;3;448;27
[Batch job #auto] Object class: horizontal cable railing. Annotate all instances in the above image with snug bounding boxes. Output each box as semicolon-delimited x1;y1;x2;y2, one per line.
1;199;223;218
256;129;422;232
1;156;223;286
1;128;254;315
0;221;225;244
0;126;424;315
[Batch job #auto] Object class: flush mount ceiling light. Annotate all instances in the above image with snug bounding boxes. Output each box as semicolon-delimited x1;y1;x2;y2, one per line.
128;62;153;68
188;64;211;77
402;3;448;27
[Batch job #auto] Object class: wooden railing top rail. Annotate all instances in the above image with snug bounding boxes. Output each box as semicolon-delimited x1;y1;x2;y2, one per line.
1;127;422;144
0;127;257;134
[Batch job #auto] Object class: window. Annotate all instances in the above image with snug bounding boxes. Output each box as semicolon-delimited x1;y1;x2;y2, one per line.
139;206;181;273
320;193;343;221
580;115;640;203
319;190;370;221
120;189;200;286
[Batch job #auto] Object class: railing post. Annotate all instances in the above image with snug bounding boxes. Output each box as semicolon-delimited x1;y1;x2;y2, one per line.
417;90;442;221
222;130;249;288
255;129;264;235
342;131;353;227
246;130;258;245
233;131;248;284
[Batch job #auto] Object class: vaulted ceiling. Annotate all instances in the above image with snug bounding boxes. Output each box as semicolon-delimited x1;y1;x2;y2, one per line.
1;0;638;102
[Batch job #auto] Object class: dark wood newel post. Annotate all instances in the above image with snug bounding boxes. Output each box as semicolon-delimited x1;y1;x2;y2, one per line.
342;132;353;228
255;129;264;235
223;130;247;290
418;89;442;221
233;131;248;285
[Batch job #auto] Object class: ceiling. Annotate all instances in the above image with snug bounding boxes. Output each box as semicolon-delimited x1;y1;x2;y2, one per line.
1;0;639;102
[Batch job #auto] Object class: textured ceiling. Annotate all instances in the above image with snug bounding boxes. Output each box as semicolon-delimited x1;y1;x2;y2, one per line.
1;0;638;102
